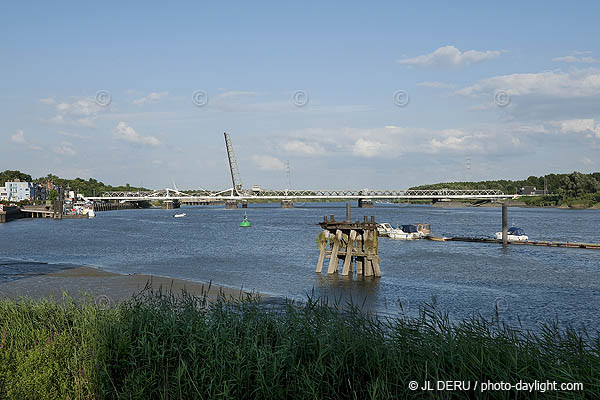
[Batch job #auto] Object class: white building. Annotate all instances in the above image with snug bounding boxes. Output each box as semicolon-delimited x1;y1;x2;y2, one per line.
4;181;37;202
0;186;7;201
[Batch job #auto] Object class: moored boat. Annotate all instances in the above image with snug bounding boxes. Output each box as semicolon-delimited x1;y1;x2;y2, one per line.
389;224;422;240
377;223;395;237
494;227;528;242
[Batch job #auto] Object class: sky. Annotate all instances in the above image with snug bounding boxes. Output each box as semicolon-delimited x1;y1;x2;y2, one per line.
2;1;600;190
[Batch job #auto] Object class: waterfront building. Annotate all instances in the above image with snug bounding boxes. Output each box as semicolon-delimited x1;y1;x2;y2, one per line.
4;181;38;202
0;186;7;201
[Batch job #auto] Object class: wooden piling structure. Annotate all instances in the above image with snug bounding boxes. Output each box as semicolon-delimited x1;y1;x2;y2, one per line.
316;205;381;277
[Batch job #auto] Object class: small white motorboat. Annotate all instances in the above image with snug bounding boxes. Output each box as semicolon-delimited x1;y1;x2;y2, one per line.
389;224;422;240
494;227;528;242
377;223;395;237
174;213;187;218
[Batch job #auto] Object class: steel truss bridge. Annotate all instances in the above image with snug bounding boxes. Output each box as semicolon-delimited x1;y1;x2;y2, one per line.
86;188;516;202
85;133;518;203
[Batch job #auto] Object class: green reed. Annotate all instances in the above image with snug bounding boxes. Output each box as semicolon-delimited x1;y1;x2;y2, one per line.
0;287;598;399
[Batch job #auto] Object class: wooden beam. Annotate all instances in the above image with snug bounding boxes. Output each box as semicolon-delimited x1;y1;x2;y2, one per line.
316;230;329;273
342;230;357;276
356;234;363;275
327;229;342;274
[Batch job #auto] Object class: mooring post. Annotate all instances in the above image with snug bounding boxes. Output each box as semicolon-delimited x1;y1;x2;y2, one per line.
346;202;351;222
502;203;508;245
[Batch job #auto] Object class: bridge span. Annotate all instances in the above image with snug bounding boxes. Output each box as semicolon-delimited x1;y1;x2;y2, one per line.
86;188;517;202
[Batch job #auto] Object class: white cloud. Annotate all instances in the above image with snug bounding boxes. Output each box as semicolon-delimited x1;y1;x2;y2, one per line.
113;122;161;146
52;141;77;156
271;124;522;159
417;81;457;89
132;91;168;105
553;119;600;138
10;129;26;144
352;138;387;157
252;155;286;170
458;68;600;98
282;140;325;156
9;130;43;151
40;97;56;105
553;51;597;64
45;96;109;127
398;45;501;68
57;130;88;140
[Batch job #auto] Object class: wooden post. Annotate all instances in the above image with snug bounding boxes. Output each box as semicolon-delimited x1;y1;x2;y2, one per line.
356;234;363;275
363;230;374;276
502;203;508;245
327;229;342;274
346;202;351;222
342;230;357;275
316;230;329;273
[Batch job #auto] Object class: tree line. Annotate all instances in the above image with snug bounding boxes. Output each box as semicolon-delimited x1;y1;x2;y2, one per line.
410;171;600;207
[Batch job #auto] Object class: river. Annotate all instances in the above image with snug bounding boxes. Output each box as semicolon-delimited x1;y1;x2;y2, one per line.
1;203;599;332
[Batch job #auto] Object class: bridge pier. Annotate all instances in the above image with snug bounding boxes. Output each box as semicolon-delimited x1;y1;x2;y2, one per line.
358;198;373;208
241;200;248;208
225;201;238;209
162;200;180;209
281;200;294;209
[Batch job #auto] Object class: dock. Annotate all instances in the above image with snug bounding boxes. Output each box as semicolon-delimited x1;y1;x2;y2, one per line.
426;236;600;250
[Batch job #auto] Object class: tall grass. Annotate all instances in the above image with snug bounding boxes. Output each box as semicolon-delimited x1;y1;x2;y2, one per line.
0;288;598;399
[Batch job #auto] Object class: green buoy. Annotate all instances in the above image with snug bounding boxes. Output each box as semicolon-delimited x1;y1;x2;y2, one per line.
240;212;251;227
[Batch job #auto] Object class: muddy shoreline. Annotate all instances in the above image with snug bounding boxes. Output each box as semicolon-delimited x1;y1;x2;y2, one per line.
0;265;257;303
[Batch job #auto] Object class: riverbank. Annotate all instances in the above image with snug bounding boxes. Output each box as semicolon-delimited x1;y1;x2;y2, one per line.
0;289;597;399
429;200;600;209
0;265;254;303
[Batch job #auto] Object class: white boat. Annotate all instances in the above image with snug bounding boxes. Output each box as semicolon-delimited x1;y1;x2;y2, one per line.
377;223;395;237
494;227;528;242
388;224;422;240
174;213;187;218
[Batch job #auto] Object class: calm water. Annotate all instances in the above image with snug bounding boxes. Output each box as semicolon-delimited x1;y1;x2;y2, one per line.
1;203;600;332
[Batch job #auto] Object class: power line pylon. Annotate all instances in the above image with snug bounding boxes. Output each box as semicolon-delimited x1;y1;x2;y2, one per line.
224;132;244;196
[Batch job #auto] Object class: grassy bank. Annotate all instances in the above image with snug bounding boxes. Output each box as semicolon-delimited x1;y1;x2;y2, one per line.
0;289;598;399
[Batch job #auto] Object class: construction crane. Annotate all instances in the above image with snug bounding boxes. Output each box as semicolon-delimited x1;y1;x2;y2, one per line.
224;132;244;196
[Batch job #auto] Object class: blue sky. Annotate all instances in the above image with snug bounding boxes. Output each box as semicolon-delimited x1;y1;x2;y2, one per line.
2;1;600;189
